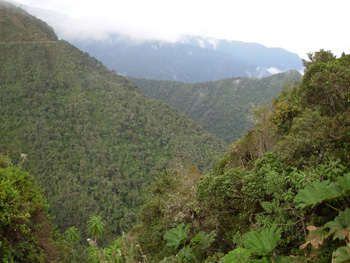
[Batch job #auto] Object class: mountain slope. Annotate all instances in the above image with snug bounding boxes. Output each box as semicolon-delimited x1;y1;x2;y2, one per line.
0;1;227;239
131;50;350;262
130;70;302;142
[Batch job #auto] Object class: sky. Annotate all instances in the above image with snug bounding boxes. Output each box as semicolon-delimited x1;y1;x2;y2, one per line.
12;0;350;59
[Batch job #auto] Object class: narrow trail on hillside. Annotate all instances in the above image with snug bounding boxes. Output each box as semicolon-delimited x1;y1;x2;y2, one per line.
0;40;57;44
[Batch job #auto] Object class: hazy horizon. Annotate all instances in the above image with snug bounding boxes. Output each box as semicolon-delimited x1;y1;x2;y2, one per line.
10;0;350;59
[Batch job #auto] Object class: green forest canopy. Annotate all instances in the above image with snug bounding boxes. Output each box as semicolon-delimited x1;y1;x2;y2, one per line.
130;70;302;143
0;1;227;245
131;50;350;262
2;1;350;263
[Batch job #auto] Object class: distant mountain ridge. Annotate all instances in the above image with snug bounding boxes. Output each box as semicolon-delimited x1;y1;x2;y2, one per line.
180;36;303;72
72;38;271;82
10;1;304;82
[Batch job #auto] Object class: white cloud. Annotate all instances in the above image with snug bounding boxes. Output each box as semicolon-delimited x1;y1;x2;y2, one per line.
266;67;282;75
13;0;350;58
198;39;205;48
206;38;219;50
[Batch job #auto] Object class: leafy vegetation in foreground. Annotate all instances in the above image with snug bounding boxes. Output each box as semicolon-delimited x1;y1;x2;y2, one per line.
130;50;350;262
0;2;227;244
130;70;302;143
0;154;58;262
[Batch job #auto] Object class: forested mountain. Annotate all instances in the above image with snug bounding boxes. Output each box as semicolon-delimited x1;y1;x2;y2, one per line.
5;2;350;263
130;70;302;142
0;1;227;243
130;50;350;262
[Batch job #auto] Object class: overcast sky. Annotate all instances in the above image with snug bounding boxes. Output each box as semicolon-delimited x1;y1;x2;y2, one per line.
13;0;350;59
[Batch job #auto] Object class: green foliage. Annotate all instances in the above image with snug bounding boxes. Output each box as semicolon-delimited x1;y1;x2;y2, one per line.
220;247;251;263
325;208;350;241
162;223;216;262
271;84;302;135
0;2;228;243
0;154;60;262
164;223;191;248
64;226;80;243
301;50;350;116
87;237;125;263
132;163;212;262
88;216;105;242
3;3;350;262
243;224;281;256
294;172;350;208
185;51;350;262
221;225;293;263
333;243;350;263
294;180;340;208
130;70;302;142
190;231;216;250
0;1;57;42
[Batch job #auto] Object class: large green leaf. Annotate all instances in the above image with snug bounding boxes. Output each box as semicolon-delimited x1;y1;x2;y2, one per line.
249;258;268;263
274;257;295;263
294;180;341;208
325;208;350;241
190;230;216;250
178;245;193;260
243;224;281;256
164;223;191;248
337;173;350;192
333;243;350;263
220;248;251;263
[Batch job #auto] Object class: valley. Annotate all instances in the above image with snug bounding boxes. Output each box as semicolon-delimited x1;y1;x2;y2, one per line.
1;1;350;263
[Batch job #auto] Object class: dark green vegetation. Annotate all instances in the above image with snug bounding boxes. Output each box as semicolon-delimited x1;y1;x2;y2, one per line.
0;1;57;42
130;70;302;143
131;50;350;262
0;1;227;246
0;154;58;262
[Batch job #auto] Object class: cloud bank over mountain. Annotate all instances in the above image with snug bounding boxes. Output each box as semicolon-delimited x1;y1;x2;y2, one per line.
13;0;350;59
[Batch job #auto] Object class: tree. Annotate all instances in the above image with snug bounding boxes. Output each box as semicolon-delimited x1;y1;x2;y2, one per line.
88;216;105;243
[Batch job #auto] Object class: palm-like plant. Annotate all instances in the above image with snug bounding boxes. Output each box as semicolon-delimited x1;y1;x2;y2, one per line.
88;215;105;243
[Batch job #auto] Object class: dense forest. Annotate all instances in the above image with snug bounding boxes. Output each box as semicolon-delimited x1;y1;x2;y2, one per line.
127;50;350;263
130;71;302;142
0;0;227;253
1;1;350;263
